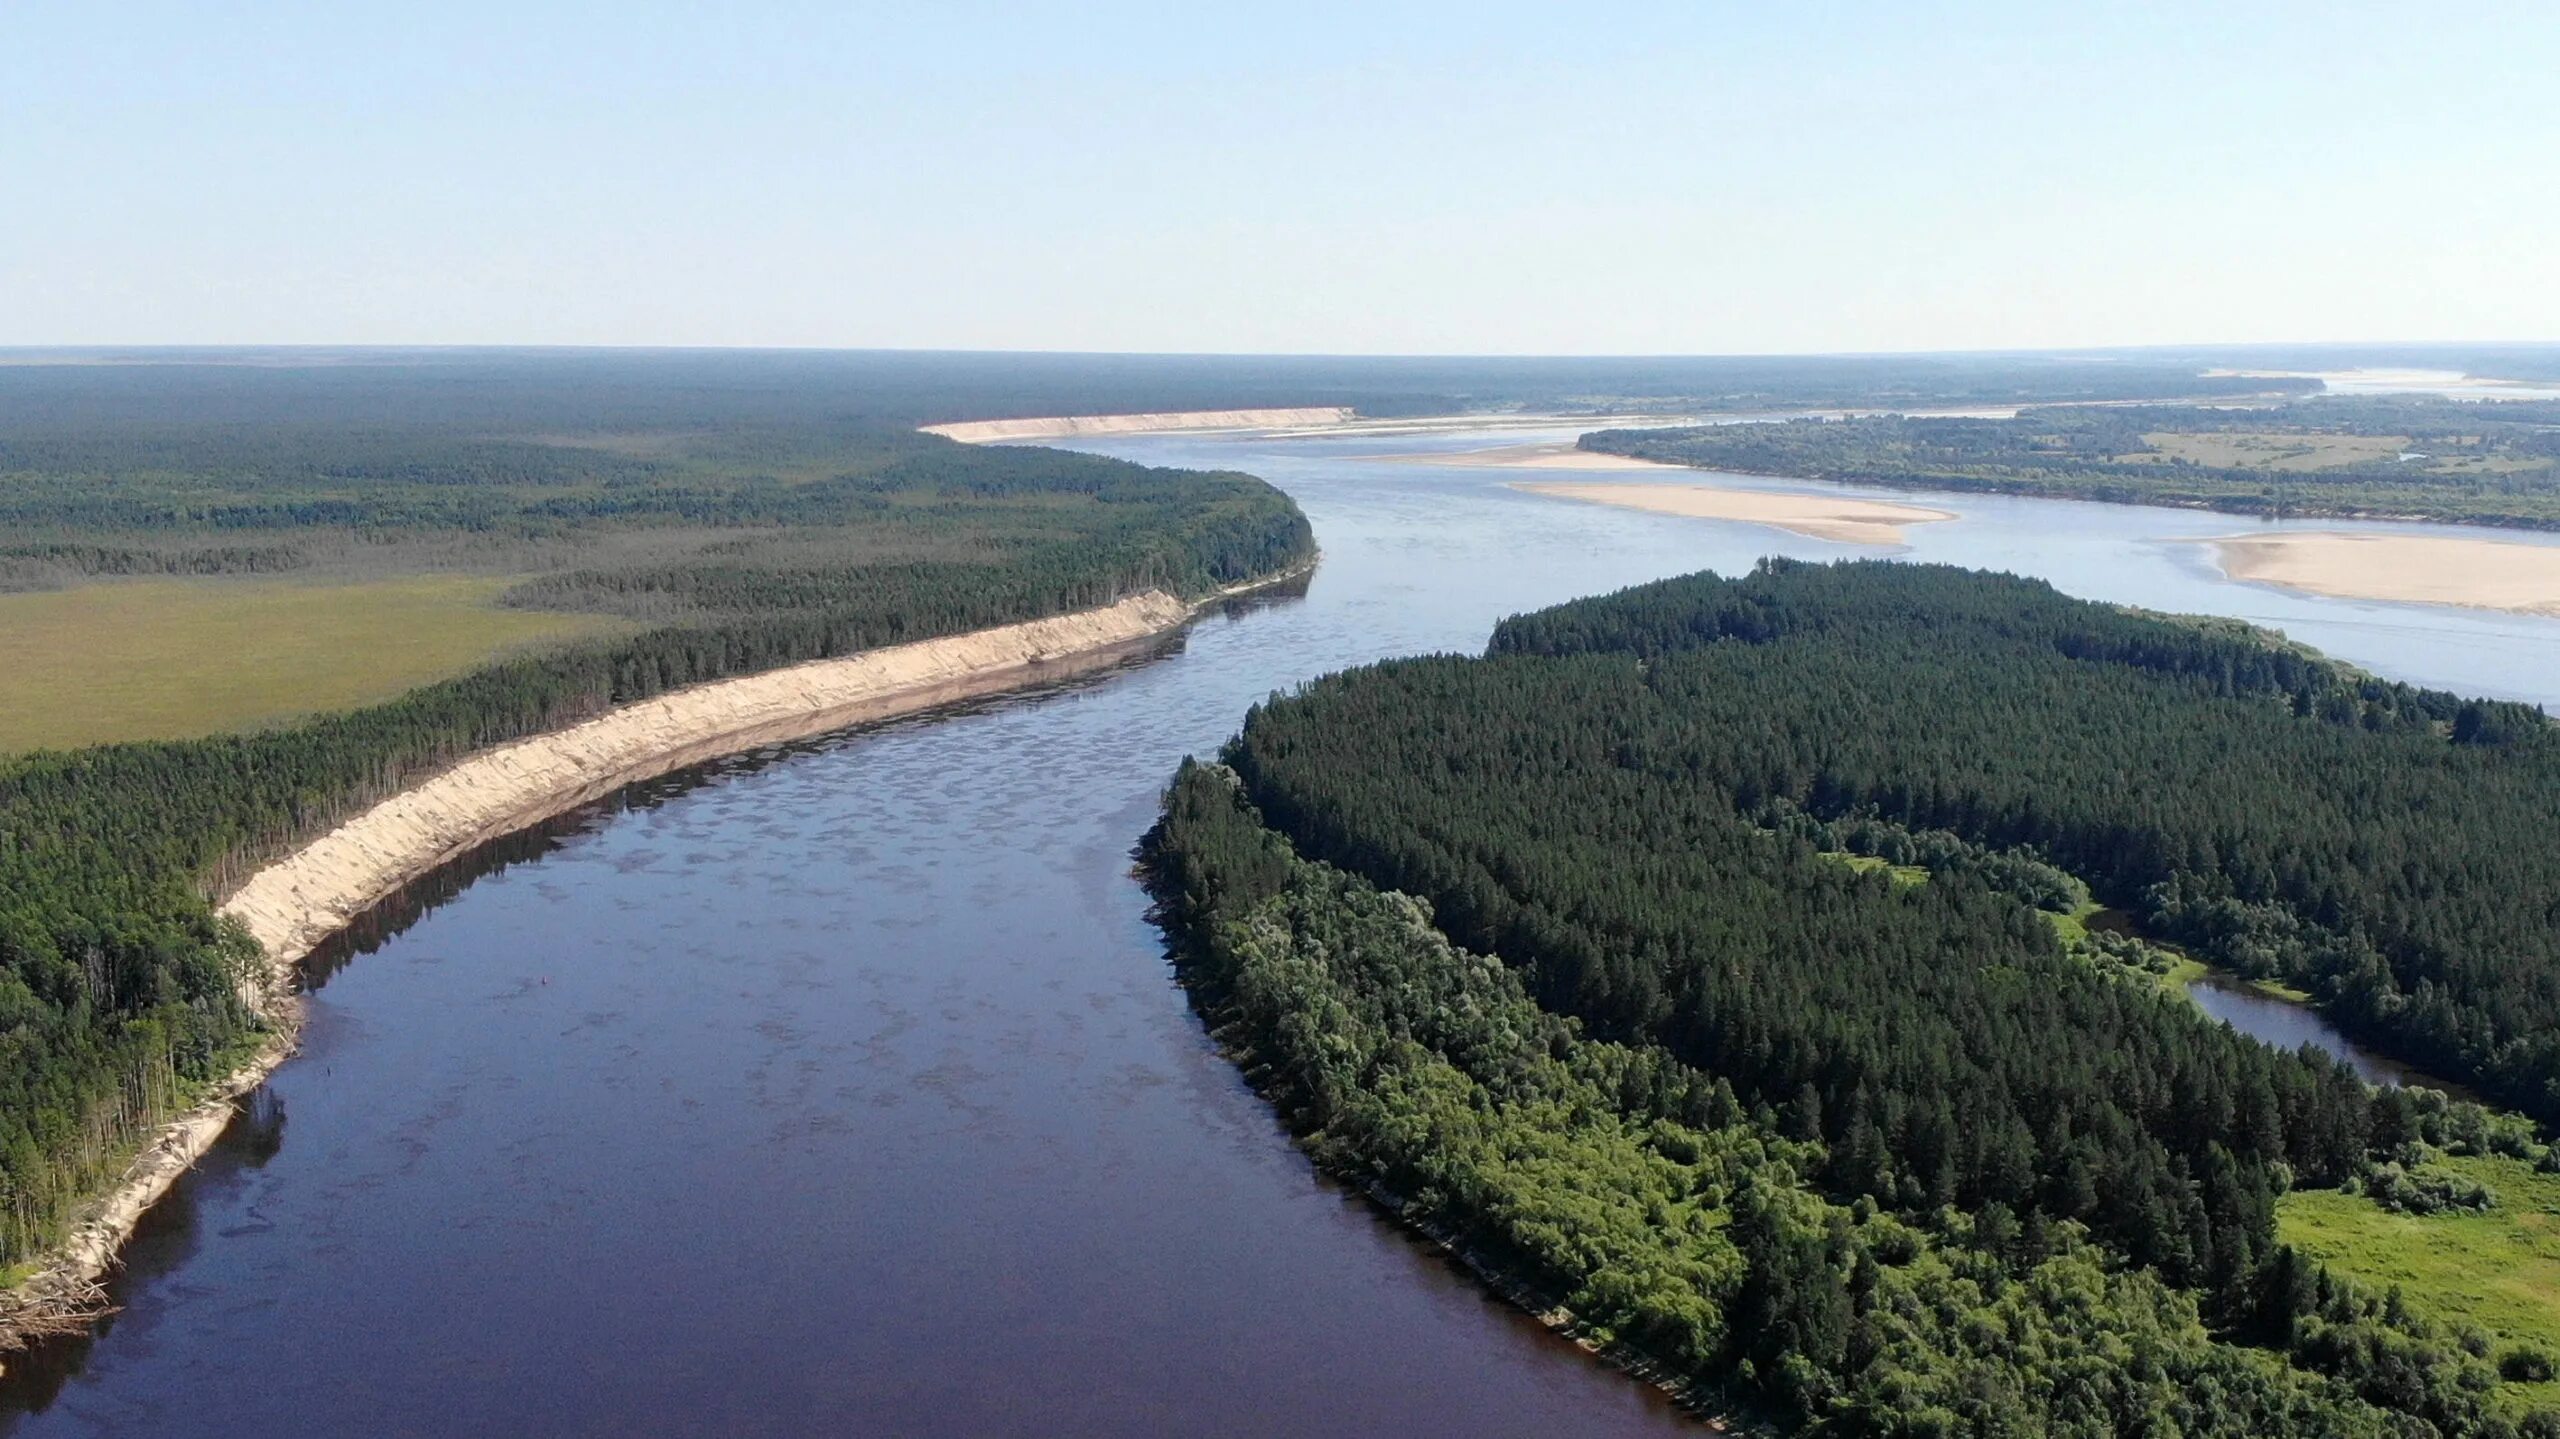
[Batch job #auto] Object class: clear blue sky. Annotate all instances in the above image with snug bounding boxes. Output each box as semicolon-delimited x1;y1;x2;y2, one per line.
4;2;2552;353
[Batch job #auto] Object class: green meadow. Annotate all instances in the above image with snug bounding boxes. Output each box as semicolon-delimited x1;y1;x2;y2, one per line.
0;575;622;753
2282;1153;2560;1415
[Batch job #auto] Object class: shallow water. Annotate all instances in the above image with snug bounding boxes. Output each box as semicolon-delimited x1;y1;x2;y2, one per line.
7;421;2555;1436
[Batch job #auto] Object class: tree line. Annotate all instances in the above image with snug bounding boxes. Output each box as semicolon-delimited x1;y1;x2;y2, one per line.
1580;397;2560;529
1486;561;2560;1120
1151;558;2560;1434
1150;762;2550;1435
0;417;1311;1269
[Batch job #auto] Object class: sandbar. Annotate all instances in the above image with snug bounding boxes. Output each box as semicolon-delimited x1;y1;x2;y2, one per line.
2208;531;2560;616
1371;441;1682;471
1513;481;1957;546
921;407;1356;443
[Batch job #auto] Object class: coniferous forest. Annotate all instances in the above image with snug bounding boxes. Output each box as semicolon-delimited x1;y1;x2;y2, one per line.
1149;559;2560;1436
0;363;1314;1271
1581;398;2560;529
0;349;2312;1306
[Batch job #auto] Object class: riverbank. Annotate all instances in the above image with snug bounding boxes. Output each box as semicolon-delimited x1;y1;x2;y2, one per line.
2208;531;2560;617
1511;480;1958;546
1377;441;1681;471
921;407;1356;442
0;574;1306;1354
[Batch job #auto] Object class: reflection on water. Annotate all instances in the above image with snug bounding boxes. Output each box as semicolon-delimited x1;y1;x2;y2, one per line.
2186;974;2461;1094
6;421;2555;1437
294;632;1201;995
0;1091;290;1416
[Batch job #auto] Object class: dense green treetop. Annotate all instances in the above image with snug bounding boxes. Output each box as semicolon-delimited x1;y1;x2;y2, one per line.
0;361;1314;1272
1582;397;2560;528
1153;558;2560;1434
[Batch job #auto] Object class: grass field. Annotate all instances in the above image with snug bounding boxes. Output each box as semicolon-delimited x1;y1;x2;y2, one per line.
2137;430;2413;472
2047;897;2102;948
2134;429;2547;479
0;576;625;753
2282;1152;2560;1414
1821;852;1930;886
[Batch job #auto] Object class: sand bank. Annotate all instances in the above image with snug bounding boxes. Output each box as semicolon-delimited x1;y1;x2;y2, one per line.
1513;481;1957;546
2208;531;2560;616
921;407;1356;443
0;581;1282;1351
1375;441;1683;471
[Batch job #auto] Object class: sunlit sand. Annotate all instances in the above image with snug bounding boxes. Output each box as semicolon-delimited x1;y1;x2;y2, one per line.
2209;531;2560;616
1512;480;1957;546
1382;441;1684;471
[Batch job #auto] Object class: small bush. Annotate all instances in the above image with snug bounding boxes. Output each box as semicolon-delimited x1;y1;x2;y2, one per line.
2503;1345;2558;1383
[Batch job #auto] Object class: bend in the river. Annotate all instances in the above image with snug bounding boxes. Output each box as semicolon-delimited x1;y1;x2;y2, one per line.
6;418;2555;1437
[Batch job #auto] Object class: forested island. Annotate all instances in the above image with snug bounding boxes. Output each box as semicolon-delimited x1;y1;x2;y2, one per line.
0;358;1313;1328
1581;397;2560;530
1151;559;2560;1435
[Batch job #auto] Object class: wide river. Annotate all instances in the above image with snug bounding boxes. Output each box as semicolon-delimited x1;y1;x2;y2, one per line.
7;420;2557;1436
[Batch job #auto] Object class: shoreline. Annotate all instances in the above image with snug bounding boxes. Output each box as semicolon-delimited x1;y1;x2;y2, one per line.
1571;446;2560;539
1366;441;1684;471
2205;531;2560;617
923;393;2309;451
1149;853;1756;1434
0;567;1310;1354
921;407;1357;443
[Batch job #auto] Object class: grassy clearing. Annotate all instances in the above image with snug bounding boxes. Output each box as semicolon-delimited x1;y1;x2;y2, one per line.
2135;429;2547;480
2047;897;2103;948
2282;1152;2560;1414
2139;431;2413;471
2069;903;2315;1003
0;575;625;753
2069;889;2560;1412
2252;974;2316;1004
1820;852;1929;886
2156;953;2209;991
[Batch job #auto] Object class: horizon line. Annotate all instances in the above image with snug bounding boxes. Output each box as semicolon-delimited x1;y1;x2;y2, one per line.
2;339;2557;365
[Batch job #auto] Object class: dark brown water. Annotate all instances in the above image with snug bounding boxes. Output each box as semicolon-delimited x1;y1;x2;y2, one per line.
9;423;2556;1436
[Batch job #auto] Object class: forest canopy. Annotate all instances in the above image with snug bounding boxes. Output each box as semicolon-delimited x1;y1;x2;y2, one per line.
1581;397;2560;529
0;358;1315;1274
1153;559;2560;1436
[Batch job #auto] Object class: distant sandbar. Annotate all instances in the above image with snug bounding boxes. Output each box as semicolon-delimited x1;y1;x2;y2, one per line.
1375;441;1683;471
1512;481;1957;547
2208;531;2560;616
921;407;1356;443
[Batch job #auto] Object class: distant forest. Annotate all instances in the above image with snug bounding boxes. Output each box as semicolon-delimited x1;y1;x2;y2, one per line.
1582;397;2560;529
0;346;2311;437
0;356;1317;1275
1153;560;2560;1436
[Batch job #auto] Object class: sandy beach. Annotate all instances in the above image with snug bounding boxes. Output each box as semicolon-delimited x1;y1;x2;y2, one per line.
1513;480;1958;546
0;579;1294;1351
2208;531;2560;616
1373;441;1681;471
921;407;1356;443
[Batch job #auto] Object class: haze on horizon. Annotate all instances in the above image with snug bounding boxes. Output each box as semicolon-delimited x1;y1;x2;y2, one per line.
5;0;2554;356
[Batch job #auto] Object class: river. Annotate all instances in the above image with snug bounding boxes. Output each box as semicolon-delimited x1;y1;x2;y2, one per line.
2183;975;2449;1092
7;418;2555;1435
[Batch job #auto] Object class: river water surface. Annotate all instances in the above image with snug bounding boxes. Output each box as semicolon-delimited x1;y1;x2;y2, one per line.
7;421;2556;1436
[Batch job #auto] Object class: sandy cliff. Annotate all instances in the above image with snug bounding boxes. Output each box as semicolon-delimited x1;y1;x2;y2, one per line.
1;587;1220;1350
220;589;1192;966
